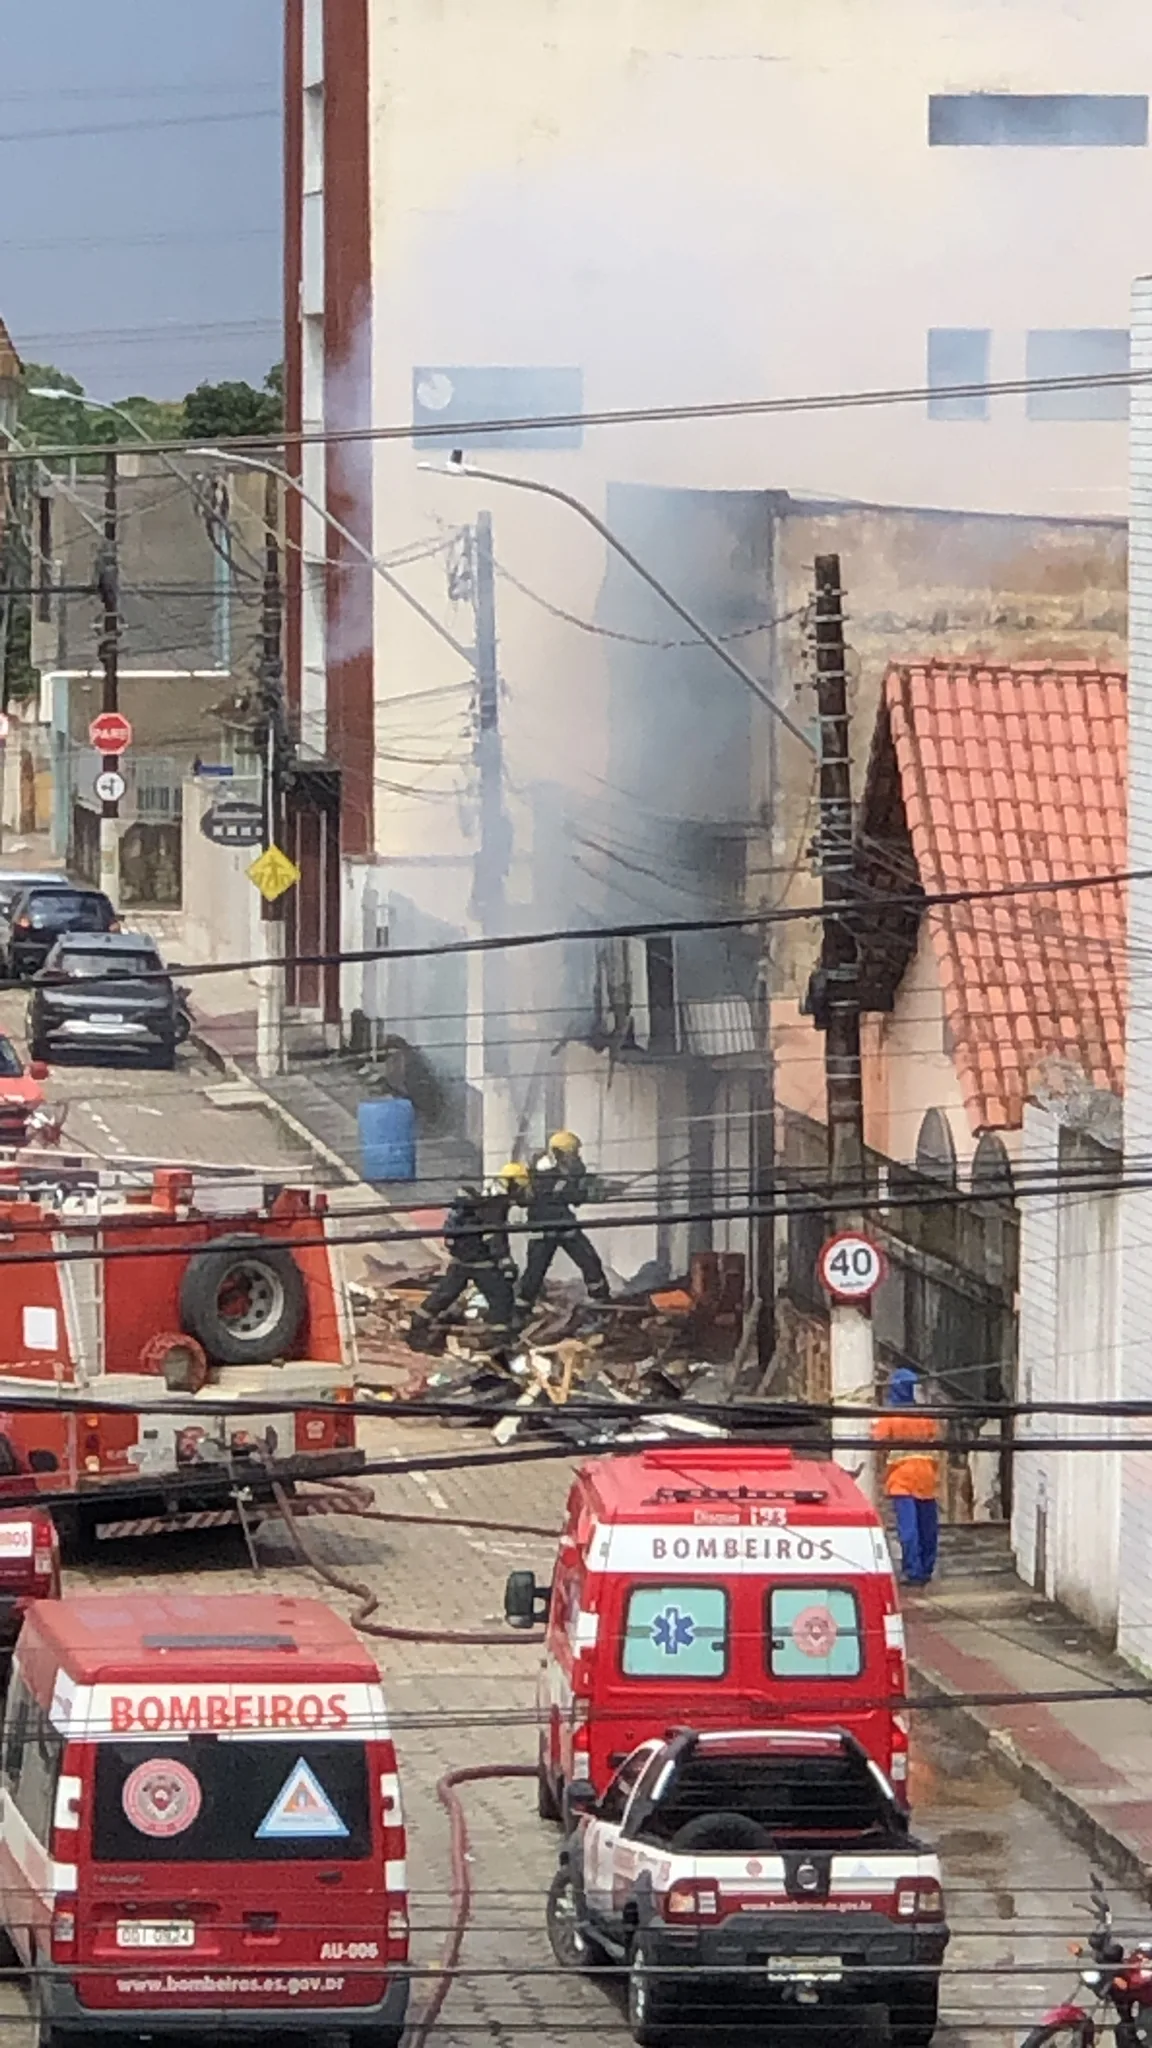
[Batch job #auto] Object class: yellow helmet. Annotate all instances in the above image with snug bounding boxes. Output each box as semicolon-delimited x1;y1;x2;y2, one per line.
549;1129;581;1154
496;1160;530;1187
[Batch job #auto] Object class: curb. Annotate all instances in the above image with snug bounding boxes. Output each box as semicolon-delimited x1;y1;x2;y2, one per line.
907;1648;1152;1901
189;1025;364;1190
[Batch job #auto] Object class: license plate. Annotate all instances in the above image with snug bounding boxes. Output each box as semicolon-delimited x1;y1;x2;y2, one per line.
100;1013;124;1025
767;1956;843;1983
117;1921;196;1949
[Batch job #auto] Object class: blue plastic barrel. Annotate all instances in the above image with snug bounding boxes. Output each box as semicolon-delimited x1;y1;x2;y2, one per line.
359;1095;417;1182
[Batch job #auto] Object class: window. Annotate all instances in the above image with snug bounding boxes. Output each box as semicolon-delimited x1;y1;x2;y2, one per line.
927;329;990;420
916;1107;958;1185
929;94;1148;147
1026;329;1129;420
598;1745;654;1825
93;1740;371;1863
621;1585;728;1679
58;948;162;980
411;366;584;451
5;1675;62;1845
0;1038;22;1079
767;1587;863;1680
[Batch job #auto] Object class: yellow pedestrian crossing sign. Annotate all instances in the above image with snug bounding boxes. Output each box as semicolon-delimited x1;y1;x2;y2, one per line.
247;843;301;902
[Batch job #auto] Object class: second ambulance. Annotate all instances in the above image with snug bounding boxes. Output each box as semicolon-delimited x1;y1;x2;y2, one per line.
506;1443;908;1819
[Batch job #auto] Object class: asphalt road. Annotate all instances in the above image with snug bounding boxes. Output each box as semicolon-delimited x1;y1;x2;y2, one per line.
0;986;316;1179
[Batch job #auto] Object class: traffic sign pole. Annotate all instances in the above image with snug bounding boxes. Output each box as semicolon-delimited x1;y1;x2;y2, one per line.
97;451;121;909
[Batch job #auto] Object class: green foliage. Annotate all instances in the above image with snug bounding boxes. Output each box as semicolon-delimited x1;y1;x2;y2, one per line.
18;363;184;473
182;367;283;442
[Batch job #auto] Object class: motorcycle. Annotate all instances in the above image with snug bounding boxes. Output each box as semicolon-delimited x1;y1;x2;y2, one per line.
1022;1874;1152;2048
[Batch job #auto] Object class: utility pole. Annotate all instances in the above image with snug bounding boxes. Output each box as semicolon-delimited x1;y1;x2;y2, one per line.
809;553;873;1490
256;471;286;1079
96;450;120;907
468;511;511;1172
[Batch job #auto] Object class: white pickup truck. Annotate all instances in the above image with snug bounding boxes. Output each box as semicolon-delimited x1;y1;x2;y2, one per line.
546;1726;949;2047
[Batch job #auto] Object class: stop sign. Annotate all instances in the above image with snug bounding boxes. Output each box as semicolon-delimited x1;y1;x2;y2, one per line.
88;711;132;755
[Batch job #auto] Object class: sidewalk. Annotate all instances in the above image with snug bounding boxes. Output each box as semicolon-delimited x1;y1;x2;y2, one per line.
908;1528;1152;1890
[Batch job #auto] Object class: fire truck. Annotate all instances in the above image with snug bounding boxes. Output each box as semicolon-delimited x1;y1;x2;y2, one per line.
0;1161;363;1554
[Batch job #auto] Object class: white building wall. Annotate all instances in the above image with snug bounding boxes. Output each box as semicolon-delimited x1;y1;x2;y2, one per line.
1016;1106;1123;1634
1119;275;1152;1671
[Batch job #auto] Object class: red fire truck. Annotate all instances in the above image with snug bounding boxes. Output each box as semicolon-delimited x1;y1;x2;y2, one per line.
0;1164;363;1552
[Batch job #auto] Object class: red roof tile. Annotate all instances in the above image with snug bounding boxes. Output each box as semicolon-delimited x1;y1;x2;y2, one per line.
880;661;1126;1132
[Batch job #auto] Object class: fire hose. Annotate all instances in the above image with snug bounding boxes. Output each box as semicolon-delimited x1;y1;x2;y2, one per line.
268;1480;551;2046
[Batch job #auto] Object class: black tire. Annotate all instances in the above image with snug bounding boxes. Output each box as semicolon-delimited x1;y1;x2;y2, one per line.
546;1866;610;1970
28;1037;49;1065
346;2031;403;2048
670;1810;773;1853
537;1763;562;1822
888;1986;942;2048
627;1936;676;2047
179;1233;307;1365
148;1037;177;1071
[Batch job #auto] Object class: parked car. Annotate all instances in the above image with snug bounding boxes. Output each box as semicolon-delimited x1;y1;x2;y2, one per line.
548;1726;948;2047
0;1032;49;1147
0;871;74;918
27;932;179;1067
1;883;118;978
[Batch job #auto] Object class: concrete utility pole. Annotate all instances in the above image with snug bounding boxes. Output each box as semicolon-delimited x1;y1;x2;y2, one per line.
469;510;513;1171
96;449;120;907
256;471;286;1079
810;553;873;1491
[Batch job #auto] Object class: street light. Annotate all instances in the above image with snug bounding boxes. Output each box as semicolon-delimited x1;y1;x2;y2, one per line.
188;447;473;665
417;452;816;753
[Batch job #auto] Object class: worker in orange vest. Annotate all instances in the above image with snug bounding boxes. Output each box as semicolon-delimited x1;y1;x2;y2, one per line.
871;1365;942;1586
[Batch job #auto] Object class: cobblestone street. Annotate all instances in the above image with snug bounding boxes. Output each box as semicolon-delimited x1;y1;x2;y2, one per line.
0;1415;1129;2048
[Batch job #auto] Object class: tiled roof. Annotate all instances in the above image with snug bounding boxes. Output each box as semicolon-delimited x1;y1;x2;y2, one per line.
881;661;1126;1131
0;318;20;384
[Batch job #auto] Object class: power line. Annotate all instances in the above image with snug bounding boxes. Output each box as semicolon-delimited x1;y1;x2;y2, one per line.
0;107;279;143
2;364;1149;466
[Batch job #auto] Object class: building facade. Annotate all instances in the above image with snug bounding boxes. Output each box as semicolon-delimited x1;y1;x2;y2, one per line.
284;0;1151;1277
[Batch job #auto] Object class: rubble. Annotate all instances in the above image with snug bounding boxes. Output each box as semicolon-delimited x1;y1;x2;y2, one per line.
349;1253;765;1445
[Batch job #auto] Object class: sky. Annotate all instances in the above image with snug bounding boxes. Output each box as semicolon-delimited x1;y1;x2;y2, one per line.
0;0;282;402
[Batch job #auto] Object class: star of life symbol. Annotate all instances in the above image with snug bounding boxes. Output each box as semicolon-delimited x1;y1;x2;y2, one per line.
651;1605;696;1656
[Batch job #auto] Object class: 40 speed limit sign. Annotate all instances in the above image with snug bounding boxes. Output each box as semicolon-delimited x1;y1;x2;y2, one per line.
818;1231;887;1302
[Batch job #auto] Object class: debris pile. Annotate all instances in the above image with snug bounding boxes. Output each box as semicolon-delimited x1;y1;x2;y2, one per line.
350;1248;764;1445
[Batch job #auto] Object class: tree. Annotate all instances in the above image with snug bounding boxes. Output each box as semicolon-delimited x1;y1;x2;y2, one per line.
182;366;282;442
17;363;184;469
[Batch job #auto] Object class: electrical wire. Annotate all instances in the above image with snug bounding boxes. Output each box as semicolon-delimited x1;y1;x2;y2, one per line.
4;362;1152;464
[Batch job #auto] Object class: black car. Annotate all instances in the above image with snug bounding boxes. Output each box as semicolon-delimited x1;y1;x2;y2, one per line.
27;932;178;1068
3;884;118;978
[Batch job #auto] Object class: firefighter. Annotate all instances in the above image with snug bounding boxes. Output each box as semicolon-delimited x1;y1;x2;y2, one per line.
517;1130;611;1311
407;1163;529;1349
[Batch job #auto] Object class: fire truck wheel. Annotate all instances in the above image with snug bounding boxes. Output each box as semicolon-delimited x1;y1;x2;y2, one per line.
537;1756;562;1822
180;1233;306;1364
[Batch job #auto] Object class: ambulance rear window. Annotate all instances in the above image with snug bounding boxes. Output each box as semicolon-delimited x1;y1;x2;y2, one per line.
622;1585;728;1679
92;1739;371;1862
767;1586;863;1679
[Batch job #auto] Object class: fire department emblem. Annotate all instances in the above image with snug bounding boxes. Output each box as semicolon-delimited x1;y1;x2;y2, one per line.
791;1605;838;1658
122;1758;202;1838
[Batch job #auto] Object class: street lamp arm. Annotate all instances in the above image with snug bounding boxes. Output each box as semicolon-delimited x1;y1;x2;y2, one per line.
419;456;816;754
190;447;475;669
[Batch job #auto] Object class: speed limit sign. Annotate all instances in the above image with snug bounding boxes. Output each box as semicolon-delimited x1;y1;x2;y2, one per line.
818;1231;887;1302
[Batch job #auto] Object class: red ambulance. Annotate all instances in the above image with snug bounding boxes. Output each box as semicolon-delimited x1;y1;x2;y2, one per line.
0;1593;410;2048
505;1443;909;1819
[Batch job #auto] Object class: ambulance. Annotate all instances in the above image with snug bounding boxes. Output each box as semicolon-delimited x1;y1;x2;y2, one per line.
0;1593;410;2047
505;1443;909;1820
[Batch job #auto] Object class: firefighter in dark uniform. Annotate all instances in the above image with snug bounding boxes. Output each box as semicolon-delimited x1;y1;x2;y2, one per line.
516;1130;611;1311
408;1162;529;1348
